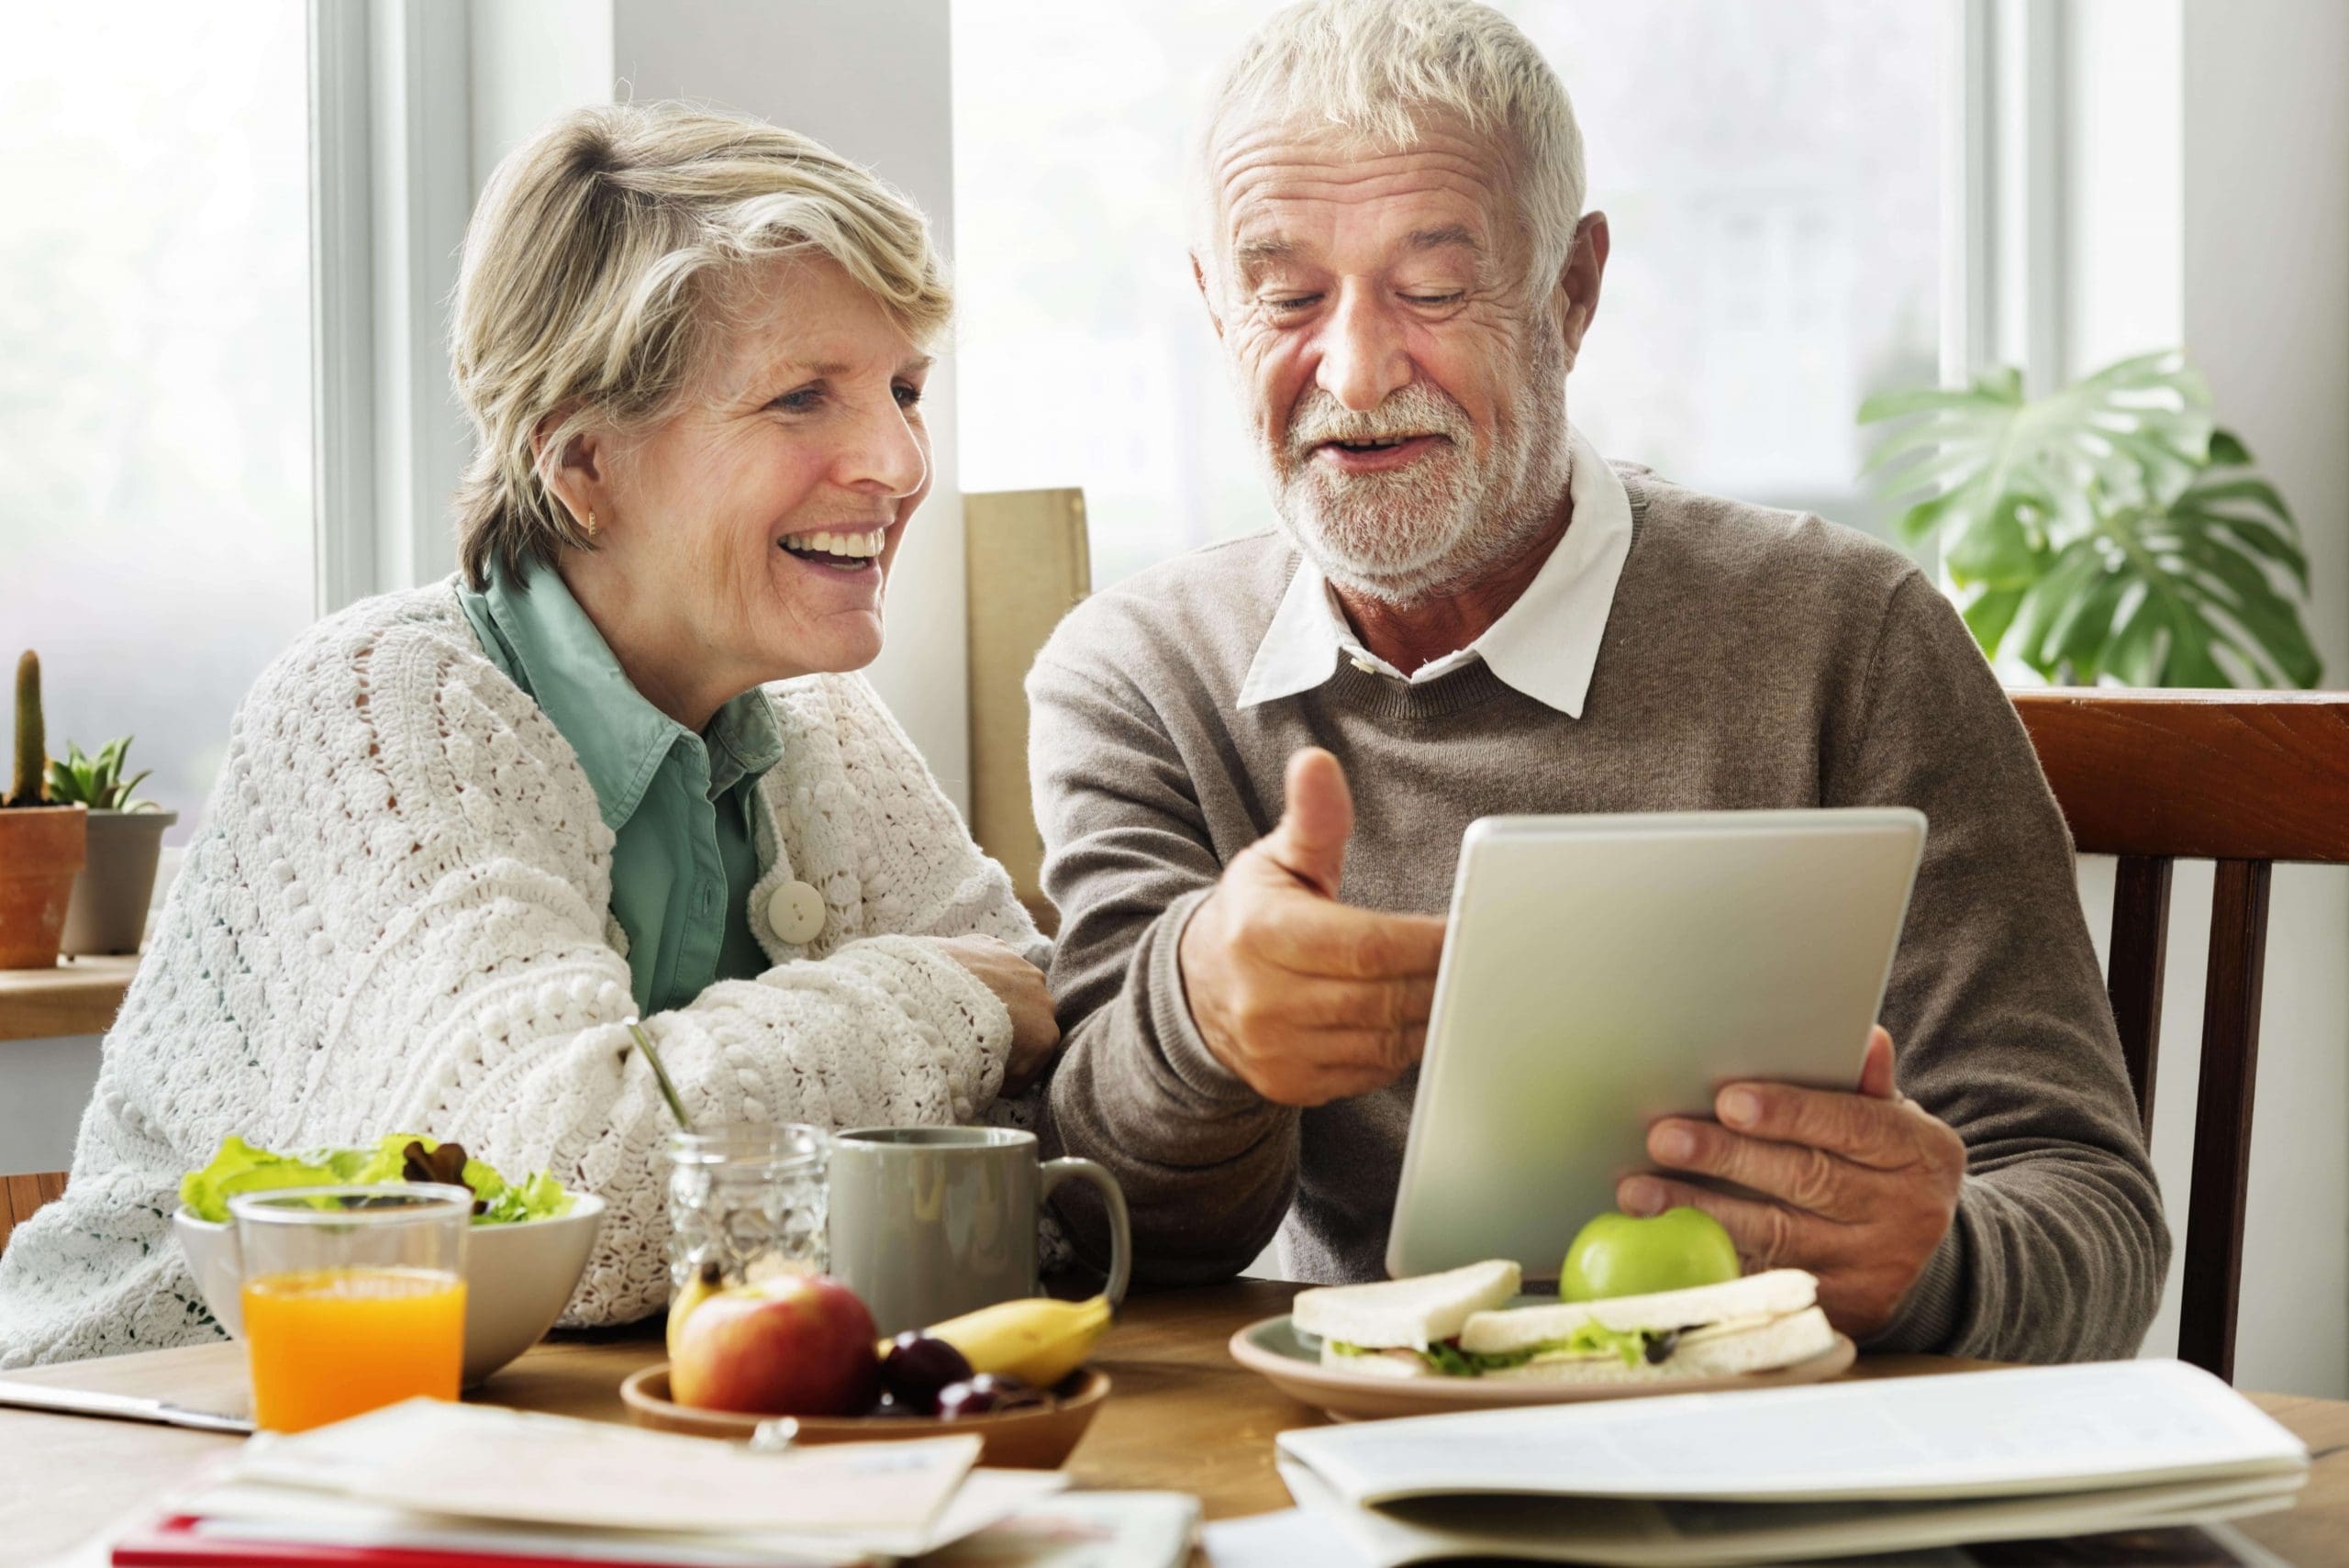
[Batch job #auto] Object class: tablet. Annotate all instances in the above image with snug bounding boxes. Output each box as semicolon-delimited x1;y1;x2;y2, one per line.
1386;808;1926;1281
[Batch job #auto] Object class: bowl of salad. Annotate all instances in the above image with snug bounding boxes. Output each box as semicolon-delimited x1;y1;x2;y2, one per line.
174;1135;604;1386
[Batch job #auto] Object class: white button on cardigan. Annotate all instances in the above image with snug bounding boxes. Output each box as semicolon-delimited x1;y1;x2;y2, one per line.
768;880;826;945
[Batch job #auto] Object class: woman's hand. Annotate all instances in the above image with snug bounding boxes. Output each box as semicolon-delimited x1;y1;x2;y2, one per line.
931;934;1062;1096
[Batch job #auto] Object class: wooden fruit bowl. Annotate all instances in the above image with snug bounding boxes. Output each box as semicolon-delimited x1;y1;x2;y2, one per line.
619;1363;1109;1470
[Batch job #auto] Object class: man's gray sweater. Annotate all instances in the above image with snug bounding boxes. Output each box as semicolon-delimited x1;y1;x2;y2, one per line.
1027;470;2167;1362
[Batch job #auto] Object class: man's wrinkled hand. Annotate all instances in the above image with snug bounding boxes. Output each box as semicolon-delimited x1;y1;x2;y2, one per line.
1619;1028;1965;1341
1178;748;1447;1106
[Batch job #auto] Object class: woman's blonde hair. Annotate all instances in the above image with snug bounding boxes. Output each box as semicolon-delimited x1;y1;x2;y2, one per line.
450;102;952;590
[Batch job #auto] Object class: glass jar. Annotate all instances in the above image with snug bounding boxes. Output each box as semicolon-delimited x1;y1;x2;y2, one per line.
665;1123;829;1289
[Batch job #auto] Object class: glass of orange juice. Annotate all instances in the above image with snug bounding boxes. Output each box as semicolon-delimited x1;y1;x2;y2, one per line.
229;1183;471;1433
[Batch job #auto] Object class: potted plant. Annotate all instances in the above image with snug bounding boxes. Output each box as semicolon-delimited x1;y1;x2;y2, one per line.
0;651;88;970
48;734;176;956
1859;350;2321;687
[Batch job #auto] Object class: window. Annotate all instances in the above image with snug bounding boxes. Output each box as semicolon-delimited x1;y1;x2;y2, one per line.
0;4;313;844
951;0;1943;584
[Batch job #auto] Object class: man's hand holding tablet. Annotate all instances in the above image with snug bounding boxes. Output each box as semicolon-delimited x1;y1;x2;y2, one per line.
1623;1027;1967;1341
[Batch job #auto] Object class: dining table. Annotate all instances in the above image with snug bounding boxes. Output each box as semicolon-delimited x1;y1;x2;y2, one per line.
6;1277;2348;1566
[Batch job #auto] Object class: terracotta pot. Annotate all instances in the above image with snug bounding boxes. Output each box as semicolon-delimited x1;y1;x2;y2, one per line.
61;808;176;956
0;804;88;970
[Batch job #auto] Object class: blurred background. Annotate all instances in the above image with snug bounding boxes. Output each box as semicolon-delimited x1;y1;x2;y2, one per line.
3;0;2344;1396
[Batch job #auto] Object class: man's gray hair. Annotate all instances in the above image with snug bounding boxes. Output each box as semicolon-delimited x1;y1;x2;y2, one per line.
1193;0;1586;297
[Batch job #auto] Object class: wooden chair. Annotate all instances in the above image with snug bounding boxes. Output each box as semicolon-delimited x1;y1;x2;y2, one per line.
964;487;1092;936
0;1170;68;1257
2011;690;2349;1383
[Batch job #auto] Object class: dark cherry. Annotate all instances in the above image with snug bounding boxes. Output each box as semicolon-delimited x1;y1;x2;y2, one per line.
934;1373;1050;1419
866;1392;927;1419
878;1332;975;1415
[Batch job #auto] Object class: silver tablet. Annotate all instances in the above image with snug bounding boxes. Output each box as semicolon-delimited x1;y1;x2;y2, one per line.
1386;808;1927;1281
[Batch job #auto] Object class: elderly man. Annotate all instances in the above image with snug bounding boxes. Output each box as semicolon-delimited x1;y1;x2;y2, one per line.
1029;0;2164;1360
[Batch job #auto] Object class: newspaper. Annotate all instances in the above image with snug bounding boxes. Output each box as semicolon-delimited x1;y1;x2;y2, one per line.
1276;1361;2308;1506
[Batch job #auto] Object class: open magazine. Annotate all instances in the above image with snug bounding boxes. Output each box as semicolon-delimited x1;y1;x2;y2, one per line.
1276;1460;2301;1568
1272;1361;2308;1568
1203;1506;2299;1568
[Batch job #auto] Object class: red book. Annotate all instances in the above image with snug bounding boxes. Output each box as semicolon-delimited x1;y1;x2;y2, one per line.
110;1511;854;1568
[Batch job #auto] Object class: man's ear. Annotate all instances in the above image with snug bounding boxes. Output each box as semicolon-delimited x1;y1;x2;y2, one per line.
1556;211;1610;368
1192;251;1226;341
531;411;612;537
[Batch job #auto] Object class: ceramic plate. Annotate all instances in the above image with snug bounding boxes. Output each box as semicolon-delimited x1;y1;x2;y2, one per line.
619;1363;1108;1469
1229;1305;1855;1422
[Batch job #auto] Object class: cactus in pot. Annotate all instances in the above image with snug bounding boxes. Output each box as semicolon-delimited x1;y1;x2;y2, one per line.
8;651;43;807
0;651;90;968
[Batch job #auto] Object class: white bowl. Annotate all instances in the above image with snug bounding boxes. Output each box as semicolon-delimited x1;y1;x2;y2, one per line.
174;1193;606;1387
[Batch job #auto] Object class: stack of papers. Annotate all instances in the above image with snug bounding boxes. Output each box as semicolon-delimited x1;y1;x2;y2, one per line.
100;1400;1197;1567
1269;1361;2309;1567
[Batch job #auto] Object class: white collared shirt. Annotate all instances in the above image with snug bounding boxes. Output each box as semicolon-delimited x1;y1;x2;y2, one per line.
1235;425;1635;717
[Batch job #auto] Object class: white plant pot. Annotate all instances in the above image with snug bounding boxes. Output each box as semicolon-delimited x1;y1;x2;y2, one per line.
61;808;176;956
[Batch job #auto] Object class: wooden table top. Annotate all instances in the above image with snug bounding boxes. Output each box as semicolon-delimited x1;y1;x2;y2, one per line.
0;952;135;1043
6;1278;2347;1564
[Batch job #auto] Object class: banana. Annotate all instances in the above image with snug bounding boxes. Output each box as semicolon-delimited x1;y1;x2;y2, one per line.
665;1259;725;1361
923;1293;1114;1386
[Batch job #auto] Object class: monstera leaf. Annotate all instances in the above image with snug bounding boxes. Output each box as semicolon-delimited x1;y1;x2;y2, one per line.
1860;352;2321;689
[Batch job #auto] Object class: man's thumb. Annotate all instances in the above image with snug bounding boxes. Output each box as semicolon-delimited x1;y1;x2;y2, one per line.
1264;748;1353;898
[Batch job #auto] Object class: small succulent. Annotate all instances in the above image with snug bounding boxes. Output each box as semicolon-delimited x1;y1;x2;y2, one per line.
6;651;42;808
46;735;158;812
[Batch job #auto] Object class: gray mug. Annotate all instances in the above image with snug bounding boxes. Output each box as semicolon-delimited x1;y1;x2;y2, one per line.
825;1127;1132;1337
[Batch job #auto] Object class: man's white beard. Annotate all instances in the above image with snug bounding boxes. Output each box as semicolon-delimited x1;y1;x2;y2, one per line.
1259;341;1571;606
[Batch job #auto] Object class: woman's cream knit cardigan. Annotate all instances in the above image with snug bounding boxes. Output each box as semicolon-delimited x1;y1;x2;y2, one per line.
0;584;1047;1367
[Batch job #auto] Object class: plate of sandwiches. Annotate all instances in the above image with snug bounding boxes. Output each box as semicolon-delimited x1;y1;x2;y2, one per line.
1230;1259;1855;1421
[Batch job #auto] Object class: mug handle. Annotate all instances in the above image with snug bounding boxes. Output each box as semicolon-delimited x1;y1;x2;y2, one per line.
1039;1157;1132;1307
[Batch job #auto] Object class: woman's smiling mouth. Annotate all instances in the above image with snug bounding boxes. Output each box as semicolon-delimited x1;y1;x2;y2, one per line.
779;525;888;571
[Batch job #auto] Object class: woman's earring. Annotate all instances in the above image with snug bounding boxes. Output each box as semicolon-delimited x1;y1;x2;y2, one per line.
584;509;598;539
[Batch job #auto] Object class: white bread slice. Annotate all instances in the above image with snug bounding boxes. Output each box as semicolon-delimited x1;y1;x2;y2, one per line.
1483;1305;1836;1385
1458;1269;1818;1354
1292;1259;1522;1351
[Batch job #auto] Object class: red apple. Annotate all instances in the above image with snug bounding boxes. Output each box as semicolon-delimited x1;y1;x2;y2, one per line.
669;1274;881;1416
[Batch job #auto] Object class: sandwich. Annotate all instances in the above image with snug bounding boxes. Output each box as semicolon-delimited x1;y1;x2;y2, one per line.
1457;1268;1833;1383
1292;1260;1521;1378
1299;1262;1833;1383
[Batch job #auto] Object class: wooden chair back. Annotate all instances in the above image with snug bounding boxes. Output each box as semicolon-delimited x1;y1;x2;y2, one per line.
2011;690;2349;1382
964;487;1091;935
0;1171;68;1257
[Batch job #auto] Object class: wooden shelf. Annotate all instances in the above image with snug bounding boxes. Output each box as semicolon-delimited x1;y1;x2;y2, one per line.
0;954;137;1042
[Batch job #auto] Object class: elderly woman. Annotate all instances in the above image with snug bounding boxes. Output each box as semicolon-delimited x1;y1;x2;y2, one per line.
0;104;1056;1365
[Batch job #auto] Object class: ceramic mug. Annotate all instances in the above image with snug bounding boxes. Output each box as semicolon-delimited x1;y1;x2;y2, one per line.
825;1127;1132;1336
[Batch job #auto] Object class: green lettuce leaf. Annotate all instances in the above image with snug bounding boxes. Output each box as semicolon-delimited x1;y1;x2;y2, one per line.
480;1169;573;1225
1546;1320;1656;1368
1330;1320;1671;1377
178;1138;341;1224
331;1134;432;1185
179;1135;574;1226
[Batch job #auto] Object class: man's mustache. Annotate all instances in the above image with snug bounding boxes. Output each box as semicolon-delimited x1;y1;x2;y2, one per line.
1286;386;1473;457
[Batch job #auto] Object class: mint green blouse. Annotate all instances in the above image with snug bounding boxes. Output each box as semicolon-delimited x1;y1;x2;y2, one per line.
456;561;782;1017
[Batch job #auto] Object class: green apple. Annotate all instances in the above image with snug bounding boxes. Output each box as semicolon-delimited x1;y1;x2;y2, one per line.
1561;1207;1741;1301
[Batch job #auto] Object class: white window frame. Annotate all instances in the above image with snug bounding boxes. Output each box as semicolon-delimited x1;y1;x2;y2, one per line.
1945;0;2077;395
308;0;473;616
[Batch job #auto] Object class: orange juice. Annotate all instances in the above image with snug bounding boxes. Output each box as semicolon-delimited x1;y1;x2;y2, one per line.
241;1266;466;1432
